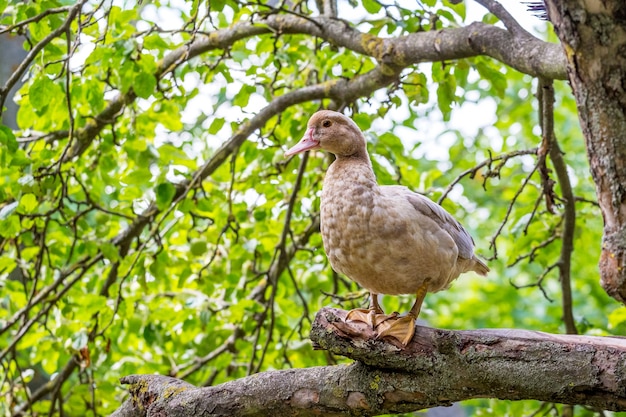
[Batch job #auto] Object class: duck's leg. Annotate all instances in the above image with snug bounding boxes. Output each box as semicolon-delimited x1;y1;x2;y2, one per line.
377;282;429;346
346;293;398;329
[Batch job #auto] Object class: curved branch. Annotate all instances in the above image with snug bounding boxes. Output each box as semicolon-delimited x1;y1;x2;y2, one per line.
540;78;577;334
61;12;566;161
112;308;626;417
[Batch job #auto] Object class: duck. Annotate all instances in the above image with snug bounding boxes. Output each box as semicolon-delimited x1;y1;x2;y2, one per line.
285;110;489;346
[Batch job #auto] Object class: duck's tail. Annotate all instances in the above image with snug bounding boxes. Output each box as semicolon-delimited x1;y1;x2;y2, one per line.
472;256;490;276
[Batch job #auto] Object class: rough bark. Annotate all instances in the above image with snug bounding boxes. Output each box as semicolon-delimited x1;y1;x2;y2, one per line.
545;0;626;303
112;308;626;417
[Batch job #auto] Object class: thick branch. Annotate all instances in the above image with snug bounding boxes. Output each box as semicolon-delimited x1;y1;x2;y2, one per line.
261;15;564;77
61;13;565;161
112;308;626;416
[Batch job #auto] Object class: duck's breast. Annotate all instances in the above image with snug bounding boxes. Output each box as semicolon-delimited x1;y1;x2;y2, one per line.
321;171;460;295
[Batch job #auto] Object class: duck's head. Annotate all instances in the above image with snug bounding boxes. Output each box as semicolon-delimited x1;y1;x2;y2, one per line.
285;110;367;158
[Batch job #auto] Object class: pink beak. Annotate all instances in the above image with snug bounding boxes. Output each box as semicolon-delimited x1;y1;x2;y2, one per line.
284;128;320;157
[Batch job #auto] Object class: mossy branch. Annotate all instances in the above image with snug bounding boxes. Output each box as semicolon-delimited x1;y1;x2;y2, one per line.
112;308;626;417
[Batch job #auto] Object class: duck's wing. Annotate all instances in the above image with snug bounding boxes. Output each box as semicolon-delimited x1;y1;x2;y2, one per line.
385;186;475;260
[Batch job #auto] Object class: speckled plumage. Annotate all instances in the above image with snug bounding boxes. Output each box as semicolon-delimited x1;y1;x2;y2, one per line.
322;161;479;295
285;110;488;344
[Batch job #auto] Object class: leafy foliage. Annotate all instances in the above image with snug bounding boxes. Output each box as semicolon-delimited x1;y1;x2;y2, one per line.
0;1;621;416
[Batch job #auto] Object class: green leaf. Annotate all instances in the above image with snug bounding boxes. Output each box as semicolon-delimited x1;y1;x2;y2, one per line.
9;149;31;167
122;168;152;185
0;256;16;273
156;102;183;131
143;33;169;50
608;307;626;329
19;193;38;212
475;60;507;97
436;80;454;121
210;0;225;12
232;85;256;108
28;76;56;111
101;242;120;262
362;0;381;14
134;71;156;99
156;182;176;211
190;240;207;256
0;125;17;153
208;117;225;134
0;213;20;237
143;323;158;345
404;72;429;105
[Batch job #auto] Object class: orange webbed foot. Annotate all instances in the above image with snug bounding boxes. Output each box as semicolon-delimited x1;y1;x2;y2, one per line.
376;314;416;346
346;308;398;329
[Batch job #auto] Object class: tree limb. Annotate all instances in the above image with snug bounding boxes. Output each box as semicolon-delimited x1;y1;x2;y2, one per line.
112;308;626;416
61;12;566;161
539;78;578;334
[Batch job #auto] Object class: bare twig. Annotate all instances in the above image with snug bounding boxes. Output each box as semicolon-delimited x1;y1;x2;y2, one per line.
574;196;599;207
507;233;560;267
0;252;101;338
176;329;243;380
488;161;540;260
437;148;538;205
249;151;310;375
0;255;102;361
11;354;80;417
511;262;558;302
536;119;557;214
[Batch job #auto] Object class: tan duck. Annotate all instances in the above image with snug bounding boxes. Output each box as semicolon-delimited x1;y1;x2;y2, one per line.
285;110;489;345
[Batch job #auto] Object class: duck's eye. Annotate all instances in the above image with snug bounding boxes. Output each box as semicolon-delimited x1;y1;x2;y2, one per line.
322;120;332;128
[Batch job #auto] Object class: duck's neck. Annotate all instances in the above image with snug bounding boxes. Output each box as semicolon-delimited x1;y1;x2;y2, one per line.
326;154;377;189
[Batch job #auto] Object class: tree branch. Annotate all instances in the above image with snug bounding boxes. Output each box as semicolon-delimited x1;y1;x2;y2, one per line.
59;12;566;161
539;77;578;334
112;308;626;417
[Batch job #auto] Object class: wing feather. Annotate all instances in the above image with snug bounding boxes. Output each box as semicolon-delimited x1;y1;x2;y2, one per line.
386;186;475;259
